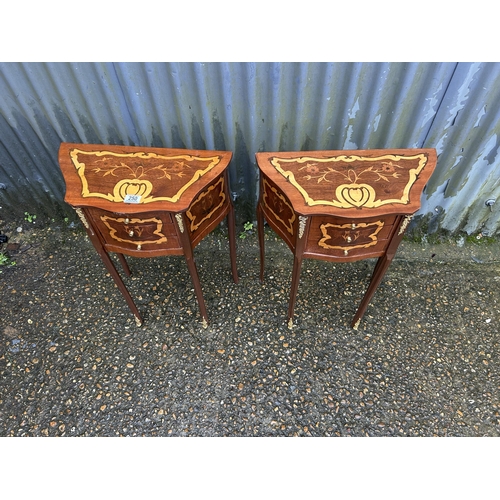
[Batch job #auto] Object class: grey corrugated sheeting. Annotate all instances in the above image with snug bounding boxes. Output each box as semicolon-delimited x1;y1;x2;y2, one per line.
421;62;500;236
0;62;499;235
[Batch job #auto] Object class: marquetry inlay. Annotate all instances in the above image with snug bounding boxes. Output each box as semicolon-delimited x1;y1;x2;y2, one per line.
69;148;222;204
262;178;296;235
318;221;384;251
186;177;226;232
100;215;168;245
270;153;429;209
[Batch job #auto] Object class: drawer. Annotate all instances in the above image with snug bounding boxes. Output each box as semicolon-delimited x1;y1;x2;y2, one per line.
305;215;397;258
87;208;181;253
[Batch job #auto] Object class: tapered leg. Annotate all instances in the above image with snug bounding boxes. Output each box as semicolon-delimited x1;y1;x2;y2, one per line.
77;208;142;325
287;253;304;329
227;204;239;284
96;248;143;326
183;253;209;325
351;216;408;329
116;253;131;276
257;202;265;282
176;212;209;326
351;254;392;329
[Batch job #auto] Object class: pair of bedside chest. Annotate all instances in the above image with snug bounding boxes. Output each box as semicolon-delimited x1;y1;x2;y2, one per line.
58;143;436;329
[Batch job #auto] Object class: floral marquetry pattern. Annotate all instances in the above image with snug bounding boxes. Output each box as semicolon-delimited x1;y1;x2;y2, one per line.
270;153;429;209
100;215;168;246
318;221;385;251
262;179;296;235
186;177;226;232
69;148;222;204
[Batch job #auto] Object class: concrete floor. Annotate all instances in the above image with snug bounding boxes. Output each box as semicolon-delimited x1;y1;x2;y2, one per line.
1;223;499;436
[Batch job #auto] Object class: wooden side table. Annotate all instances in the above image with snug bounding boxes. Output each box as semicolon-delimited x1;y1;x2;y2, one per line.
256;148;437;329
58;142;239;327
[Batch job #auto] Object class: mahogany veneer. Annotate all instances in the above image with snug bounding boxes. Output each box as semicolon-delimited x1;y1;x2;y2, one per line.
256;148;437;329
59;142;239;327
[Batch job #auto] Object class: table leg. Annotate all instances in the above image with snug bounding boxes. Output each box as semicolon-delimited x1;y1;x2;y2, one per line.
257;202;265;282
90;245;142;325
351;254;393;329
116;253;131;276
351;216;409;328
183;253;209;326
78;208;142;325
176;212;209;326
98;249;143;326
287;253;304;329
227;202;239;284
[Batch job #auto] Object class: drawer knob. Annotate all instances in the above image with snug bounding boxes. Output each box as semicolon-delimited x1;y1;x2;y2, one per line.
351;223;356;230
128;230;134;237
346;236;352;243
344;250;349;256
137;244;142;250
124;218;130;224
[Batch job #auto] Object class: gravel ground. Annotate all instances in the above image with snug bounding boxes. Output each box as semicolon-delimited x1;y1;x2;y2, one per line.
1;221;499;437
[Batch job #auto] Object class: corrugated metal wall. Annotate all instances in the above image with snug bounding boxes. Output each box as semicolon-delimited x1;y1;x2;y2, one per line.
1;62;499;235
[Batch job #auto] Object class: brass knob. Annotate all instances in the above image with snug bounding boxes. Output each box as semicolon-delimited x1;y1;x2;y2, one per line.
344;250;349;256
137;244;142;250
128;230;134;237
124;218;130;224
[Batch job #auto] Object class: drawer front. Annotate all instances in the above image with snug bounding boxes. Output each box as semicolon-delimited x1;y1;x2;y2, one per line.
306;215;397;258
88;208;180;252
186;175;228;238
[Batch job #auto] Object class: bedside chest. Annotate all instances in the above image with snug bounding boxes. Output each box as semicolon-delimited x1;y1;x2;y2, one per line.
58;142;239;327
256;148;437;329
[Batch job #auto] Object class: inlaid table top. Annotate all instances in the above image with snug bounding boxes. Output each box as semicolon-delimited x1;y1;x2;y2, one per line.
59;143;233;212
255;148;437;217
